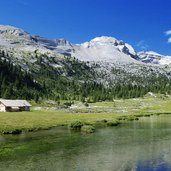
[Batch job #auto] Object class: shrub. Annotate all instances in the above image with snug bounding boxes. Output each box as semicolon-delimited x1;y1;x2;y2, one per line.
107;120;120;126
69;121;83;130
118;116;127;120
144;114;151;117
127;116;139;121
81;125;95;133
94;119;108;127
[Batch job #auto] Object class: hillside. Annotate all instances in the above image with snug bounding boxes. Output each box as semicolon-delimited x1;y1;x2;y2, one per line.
0;50;43;100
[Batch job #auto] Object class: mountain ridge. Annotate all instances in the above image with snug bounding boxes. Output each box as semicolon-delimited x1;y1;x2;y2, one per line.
1;24;171;85
1;25;171;65
1;25;171;101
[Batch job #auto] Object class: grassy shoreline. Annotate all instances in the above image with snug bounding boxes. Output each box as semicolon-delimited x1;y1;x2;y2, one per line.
0;111;168;134
0;95;171;134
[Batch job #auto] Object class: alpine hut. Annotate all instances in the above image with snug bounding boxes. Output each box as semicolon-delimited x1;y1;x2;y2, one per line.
0;100;31;112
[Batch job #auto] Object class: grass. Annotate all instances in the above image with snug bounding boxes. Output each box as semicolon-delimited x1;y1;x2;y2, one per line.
0;110;124;133
0;94;171;133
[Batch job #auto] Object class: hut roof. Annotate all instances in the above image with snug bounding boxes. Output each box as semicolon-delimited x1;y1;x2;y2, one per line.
0;100;32;107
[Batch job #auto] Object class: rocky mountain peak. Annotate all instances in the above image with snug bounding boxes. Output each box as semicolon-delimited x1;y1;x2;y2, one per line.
54;38;72;46
78;36;137;61
90;36;118;44
0;25;30;39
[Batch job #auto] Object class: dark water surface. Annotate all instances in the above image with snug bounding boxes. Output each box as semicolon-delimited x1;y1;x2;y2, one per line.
0;115;171;171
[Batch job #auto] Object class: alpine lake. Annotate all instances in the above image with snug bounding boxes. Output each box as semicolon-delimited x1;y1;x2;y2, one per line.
1;96;171;171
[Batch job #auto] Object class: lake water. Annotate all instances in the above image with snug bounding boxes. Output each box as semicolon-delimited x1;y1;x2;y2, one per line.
0;115;171;171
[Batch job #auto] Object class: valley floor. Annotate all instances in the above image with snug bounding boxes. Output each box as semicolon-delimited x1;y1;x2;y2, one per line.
0;94;171;133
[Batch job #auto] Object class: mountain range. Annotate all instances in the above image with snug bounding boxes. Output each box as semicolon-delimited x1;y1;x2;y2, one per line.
0;25;171;65
0;25;171;101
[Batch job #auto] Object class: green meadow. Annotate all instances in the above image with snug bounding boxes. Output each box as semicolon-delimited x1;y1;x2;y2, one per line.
0;94;171;133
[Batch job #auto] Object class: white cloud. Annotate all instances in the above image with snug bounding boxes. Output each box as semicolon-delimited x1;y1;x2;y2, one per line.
168;37;171;43
165;30;171;36
164;29;171;43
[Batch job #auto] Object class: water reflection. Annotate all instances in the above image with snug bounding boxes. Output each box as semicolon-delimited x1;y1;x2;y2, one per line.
0;115;171;171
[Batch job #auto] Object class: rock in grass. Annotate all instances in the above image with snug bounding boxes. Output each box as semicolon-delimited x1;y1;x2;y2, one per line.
81;125;95;133
69;121;83;130
107;120;120;126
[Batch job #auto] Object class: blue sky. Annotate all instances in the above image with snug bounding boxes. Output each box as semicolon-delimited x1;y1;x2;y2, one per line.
1;0;171;55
